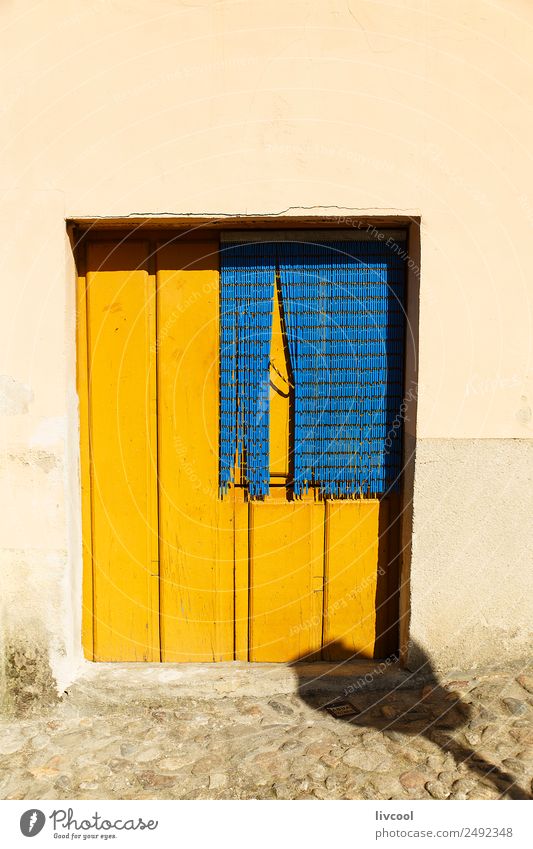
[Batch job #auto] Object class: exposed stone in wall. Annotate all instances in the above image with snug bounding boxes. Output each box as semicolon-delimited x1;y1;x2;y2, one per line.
2;640;59;716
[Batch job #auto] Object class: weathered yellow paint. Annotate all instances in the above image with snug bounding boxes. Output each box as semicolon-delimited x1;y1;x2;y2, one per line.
322;499;380;660
76;249;93;660
249;499;323;661
269;273;291;478
157;241;234;661
86;241;159;661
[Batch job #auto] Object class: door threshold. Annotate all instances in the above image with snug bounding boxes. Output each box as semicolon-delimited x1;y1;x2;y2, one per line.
68;658;423;704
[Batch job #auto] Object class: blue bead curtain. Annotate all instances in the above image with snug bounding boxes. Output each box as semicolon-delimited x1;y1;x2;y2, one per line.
219;237;406;498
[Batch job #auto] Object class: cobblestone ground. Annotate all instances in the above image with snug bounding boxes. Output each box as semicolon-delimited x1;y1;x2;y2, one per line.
1;667;532;801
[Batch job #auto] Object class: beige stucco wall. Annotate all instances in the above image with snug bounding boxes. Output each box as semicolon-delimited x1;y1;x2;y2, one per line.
0;0;532;695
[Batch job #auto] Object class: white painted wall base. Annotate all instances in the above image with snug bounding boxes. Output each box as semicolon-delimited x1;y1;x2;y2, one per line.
408;439;533;672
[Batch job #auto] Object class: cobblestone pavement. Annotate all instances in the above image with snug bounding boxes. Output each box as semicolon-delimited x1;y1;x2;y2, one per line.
1;665;532;801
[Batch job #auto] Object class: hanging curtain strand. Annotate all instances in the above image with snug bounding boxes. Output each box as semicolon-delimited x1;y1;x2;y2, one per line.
219;242;275;497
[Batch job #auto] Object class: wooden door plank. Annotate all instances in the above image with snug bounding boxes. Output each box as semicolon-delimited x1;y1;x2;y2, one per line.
249;500;324;662
234;490;249;660
374;495;401;658
86;241;159;661
157;240;233;661
322;499;380;660
76;248;93;660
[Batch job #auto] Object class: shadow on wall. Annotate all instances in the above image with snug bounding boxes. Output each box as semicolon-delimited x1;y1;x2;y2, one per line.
291;640;530;800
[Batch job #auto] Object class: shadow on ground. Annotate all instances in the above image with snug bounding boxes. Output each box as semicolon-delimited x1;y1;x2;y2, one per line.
292;640;531;800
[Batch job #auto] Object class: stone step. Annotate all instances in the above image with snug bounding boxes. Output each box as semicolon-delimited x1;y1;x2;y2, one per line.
66;660;431;705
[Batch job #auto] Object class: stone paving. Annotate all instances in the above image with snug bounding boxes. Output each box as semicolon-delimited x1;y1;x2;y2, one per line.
0;664;532;801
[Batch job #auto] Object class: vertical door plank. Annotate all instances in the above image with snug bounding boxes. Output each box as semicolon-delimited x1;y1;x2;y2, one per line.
374;495;401;658
157;240;234;661
86;241;159;661
76;250;94;660
234;490;249;660
249;500;324;662
322;499;380;660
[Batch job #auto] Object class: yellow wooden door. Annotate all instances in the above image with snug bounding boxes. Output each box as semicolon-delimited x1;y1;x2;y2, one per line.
84;241;159;661
79;236;399;663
